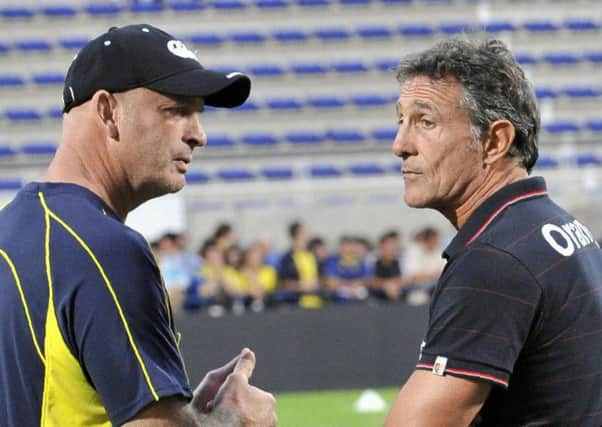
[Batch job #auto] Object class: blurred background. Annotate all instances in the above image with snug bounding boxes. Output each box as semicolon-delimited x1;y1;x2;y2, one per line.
0;0;600;425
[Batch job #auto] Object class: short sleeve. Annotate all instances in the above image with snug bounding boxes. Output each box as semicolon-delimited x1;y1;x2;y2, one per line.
278;251;299;281
67;233;192;425
417;245;541;388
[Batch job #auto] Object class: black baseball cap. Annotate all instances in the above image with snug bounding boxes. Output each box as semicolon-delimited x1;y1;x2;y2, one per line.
62;24;251;112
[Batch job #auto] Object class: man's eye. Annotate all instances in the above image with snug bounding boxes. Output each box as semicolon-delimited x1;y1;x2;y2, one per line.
422;119;435;129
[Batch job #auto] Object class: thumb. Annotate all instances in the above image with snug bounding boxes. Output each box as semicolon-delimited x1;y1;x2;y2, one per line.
232;348;255;381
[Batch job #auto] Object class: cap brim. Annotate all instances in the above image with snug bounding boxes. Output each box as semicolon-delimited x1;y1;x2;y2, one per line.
146;68;251;108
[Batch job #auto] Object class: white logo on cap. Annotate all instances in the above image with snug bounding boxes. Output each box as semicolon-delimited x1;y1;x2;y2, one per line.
167;40;198;61
226;72;243;79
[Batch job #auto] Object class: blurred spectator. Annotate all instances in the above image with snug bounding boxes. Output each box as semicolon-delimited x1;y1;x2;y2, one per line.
403;227;446;304
354;236;377;272
255;234;281;268
225;244;242;268
308;236;329;284
278;221;319;292
371;231;403;300
238;244;278;311
325;236;370;301
158;232;199;310
213;222;236;254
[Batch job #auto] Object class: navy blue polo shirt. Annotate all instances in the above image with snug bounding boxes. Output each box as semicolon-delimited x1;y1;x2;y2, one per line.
0;182;191;426
416;177;602;425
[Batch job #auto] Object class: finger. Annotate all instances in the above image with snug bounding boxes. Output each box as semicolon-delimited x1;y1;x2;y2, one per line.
232;348;255;380
209;349;248;382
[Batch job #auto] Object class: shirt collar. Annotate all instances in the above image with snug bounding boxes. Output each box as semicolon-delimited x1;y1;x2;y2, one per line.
443;176;548;259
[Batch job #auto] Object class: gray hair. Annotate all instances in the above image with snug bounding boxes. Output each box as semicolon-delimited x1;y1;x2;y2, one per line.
396;38;540;173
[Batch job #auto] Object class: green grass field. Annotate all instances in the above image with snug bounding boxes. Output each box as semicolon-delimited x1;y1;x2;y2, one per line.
276;387;398;427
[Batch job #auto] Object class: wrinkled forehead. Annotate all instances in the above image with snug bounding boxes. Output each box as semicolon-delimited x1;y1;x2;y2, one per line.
117;87;205;111
397;75;464;114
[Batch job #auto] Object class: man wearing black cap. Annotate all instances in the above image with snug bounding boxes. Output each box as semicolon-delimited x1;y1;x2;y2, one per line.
0;24;276;426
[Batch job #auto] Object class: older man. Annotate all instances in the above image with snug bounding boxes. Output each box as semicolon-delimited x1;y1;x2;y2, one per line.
0;25;275;426
385;38;602;426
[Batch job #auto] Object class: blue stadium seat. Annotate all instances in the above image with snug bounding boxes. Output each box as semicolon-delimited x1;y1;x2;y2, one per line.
481;21;517;33
542;53;581;66
389;162;401;174
585;119;602;133
307;96;345;109
0;145;16;158
339;0;372;5
41;5;78;17
261;166;294;180
0;179;22;190
129;2;165;13
211;0;248;10
543;121;580;134
272;29;308;42
168;1;206;11
564;19;600;31
332;60;368;73
380;0;413;5
230;31;266;44
350;94;389;107
232;99;259;111
241;132;279;146
0;75;25;88
1;7;34;19
563;86;600;99
0;42;10;54
285;130;326;144
314;28;351;41
535;155;559;169
32;73;64;86
255;0;290;8
21;142;57;155
348;163;386;175
185;171;211;184
59;37;89;50
5;108;42;122
374;58;399;72
309;165;342;178
84;4;123;16
371;127;397;142
266;97;302;110
15;40;53;53
574;153;601;167
217;168;255;181
523;20;560;33
207;135;236;148
290;62;327;75
514;53;538;65
356;25;393;39
534;87;558;99
398;24;435;37
296;0;330;6
584;52;602;64
439;22;474;35
248;64;285;77
47;107;63;120
188;33;225;46
327;129;365;143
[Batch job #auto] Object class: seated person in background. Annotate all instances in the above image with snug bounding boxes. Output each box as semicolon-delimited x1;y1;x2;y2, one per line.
402;227;446;304
238;243;278;311
372;230;403;301
255;233;281;268
308;236;330;286
278;221;319;292
157;232;199;311
213;222;237;255
325;235;370;301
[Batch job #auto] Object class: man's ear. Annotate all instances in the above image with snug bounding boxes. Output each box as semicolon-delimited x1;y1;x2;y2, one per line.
483;120;516;166
94;90;119;140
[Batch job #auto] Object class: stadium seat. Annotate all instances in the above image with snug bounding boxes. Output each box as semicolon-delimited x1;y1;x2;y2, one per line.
40;5;77;17
0;145;16;158
1;7;34;19
350;94;389;107
564;19;600;31
374;58;399;72
32;73;64;86
0;179;22;190
290;62;328;75
523;20;560;33
255;0;290;8
380;0;413;5
232;99;260;111
0;42;10;55
371;127;397;142
339;0;372;6
185;171;211;184
584;52;602;64
285;131;326;144
348;163;386;175
129;3;165;13
296;0;330;7
5;108;42;122
217;168;256;181
168;1;206;11
46;107;63;120
21;142;57;155
241;132;279;146
15;40;53;53
188;33;226;46
542;53;581;66
332;60;368;73
59;37;89;50
272;29;308;42
307;96;344;109
230;31;266;44
585;119;602;133
514;53;538;65
563;86;600;99
534;87;558;99
261;166;294;179
207;135;236;148
0;75;25;88
399;24;435;37
211;0;248;10
327;129;365;143
356;25;393;39
574;153;601;167
543;120;580;134
314;28;351;41
248;64;285;77
266;97;302;110
309;165;342;178
84;4;123;16
481;21;517;33
439;22;474;35
535;154;559;169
